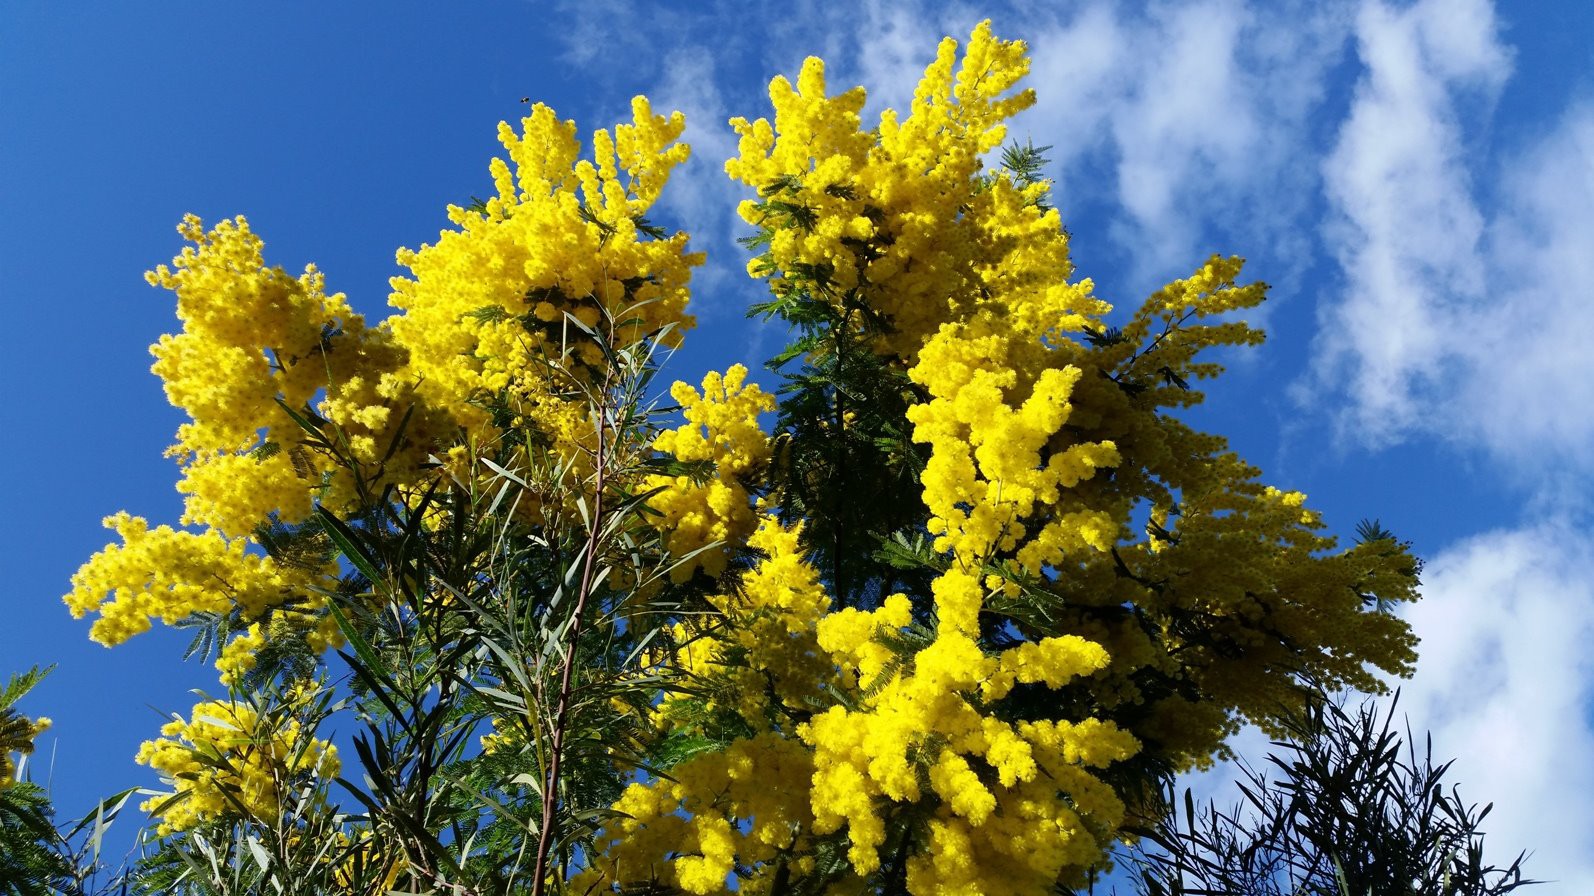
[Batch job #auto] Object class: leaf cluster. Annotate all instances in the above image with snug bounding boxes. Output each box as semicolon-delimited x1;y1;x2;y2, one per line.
1121;690;1538;896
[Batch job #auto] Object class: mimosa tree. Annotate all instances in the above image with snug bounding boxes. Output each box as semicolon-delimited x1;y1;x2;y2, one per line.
64;22;1419;896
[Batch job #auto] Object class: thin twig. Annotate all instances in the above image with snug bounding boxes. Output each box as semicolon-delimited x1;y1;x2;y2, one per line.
530;351;615;896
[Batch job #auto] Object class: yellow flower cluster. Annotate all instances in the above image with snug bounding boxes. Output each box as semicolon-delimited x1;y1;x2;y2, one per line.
68;96;702;673
214;623;268;687
326;831;404;891
478;709;537;756
646;365;774;582
908;326;1122;571
654;517;834;728
804;566;1138;888
69;213;431;676
587;521;830;893
604;512;1143;893
1086;481;1421;759
135;697;338;835
1;715;50;789
63;512;312;647
605;21;1419;896
726;21;1095;360
147;214;417;536
722;15;1159;590
720;28;1162;886
388;96;701;447
65;97;724;885
718;519;835;715
581;733;815;895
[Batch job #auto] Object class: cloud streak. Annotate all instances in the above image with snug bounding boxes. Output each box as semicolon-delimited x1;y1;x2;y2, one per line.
1313;0;1512;445
1016;1;1357;295
1309;0;1594;480
1463;102;1594;473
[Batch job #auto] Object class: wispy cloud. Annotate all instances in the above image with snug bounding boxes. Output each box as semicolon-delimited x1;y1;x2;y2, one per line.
554;0;664;72
848;2;943;118
1018;1;1355;294
1017;4;1126;209
1312;0;1512;444
1108;0;1263;272
1312;0;1594;483
1461;102;1594;472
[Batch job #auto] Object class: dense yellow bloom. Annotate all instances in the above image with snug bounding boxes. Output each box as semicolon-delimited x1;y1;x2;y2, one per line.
215;623;268;687
648;516;834;735
717;26;1157;888
801;564;1134;883
631;19;1419;896
908;326;1122;570
727;21;1099;360
583;733;816;895
646;365;774;582
388;96;701;445
66;213;435;677
611;511;1142;894
135;698;338;835
67;97;702;669
715;517;835;720
147;214;420;536
63;513;313;647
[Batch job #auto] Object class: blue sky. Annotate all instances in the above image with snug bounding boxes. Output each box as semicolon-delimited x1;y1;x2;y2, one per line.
4;0;1591;888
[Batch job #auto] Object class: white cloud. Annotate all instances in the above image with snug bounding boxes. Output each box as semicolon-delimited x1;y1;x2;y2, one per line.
1393;519;1594;891
1462;102;1594;471
1317;0;1562;452
1313;0;1512;443
1020;4;1126;203
1312;0;1594;480
850;2;944;119
1016;1;1356;299
554;0;661;70
1109;0;1261;269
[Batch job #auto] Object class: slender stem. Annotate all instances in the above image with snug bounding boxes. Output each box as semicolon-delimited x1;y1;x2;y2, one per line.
530;366;613;896
832;311;847;606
